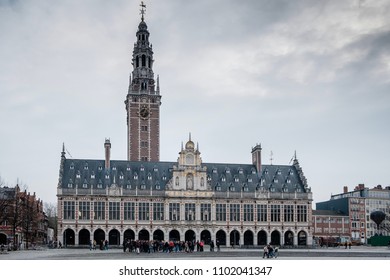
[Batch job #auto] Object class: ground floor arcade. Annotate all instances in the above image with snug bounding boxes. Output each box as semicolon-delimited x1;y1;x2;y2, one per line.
59;226;312;247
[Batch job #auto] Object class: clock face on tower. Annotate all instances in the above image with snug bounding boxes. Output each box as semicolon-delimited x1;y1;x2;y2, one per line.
139;105;149;119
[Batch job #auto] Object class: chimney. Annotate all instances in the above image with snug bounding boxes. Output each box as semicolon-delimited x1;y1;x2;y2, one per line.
251;143;262;174
104;138;111;169
343;186;348;193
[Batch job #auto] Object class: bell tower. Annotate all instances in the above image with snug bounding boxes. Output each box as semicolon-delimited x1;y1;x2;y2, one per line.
125;2;161;161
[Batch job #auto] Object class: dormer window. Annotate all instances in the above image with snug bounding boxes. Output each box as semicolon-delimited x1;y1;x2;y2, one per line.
162;175;167;181
68;181;73;188
98;166;103;171
134;174;138;180
91;174;95;179
127;166;131;171
76;172;81;179
140;184;146;190
84;163;88;170
155;184;160;190
126;184;131;189
112;166;116;171
226;168;230;174
140;166;144;172
273;178;278;183
287;178;291;184
82;183;88;188
147;174;152;180
239;168;243;174
97;183;103;189
70;163;74;170
221;176;226;182
119;173;124;180
229;186;235;191
213;168;217;174
234;177;239;182
207;175;211;182
277;169;281;175
248;178;253;183
216;186;221;191
105;174;109;179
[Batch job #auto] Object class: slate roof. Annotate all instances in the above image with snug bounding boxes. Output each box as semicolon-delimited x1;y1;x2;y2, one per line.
59;158;309;193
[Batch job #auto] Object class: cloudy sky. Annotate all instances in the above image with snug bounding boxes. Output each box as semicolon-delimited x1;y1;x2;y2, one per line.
0;0;389;206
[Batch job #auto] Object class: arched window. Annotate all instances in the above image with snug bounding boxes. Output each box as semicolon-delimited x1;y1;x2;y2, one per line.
142;55;146;67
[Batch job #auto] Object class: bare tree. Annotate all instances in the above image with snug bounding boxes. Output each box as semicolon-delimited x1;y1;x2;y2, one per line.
44;202;58;237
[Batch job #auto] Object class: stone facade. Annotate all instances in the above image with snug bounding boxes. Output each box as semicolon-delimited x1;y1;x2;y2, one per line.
57;137;313;247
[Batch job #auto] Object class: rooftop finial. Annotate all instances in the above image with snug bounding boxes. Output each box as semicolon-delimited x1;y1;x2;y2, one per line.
61;142;66;158
140;1;146;21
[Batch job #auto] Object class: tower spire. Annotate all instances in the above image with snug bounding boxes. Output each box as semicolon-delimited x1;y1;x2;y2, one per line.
140;1;146;21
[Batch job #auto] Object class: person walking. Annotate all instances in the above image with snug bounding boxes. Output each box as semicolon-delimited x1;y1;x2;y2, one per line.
123;239;127;252
268;244;275;258
210;240;215;252
262;245;268;258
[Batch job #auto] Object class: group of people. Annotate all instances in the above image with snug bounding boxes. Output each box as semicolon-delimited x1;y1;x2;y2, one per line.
89;239;108;250
263;244;279;258
122;239;220;254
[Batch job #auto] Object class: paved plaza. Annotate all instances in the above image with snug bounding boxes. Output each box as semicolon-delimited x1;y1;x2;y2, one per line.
0;245;389;260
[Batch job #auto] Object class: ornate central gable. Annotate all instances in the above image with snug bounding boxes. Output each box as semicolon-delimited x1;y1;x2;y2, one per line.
169;135;210;192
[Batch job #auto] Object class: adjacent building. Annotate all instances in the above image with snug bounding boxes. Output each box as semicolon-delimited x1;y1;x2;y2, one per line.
311;209;350;246
316;184;390;244
0;185;47;249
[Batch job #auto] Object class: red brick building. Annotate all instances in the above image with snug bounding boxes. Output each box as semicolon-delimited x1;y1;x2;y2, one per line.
0;185;47;249
312;210;350;246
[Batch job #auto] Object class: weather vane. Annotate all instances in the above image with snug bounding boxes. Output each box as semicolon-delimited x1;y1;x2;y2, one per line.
140;1;146;21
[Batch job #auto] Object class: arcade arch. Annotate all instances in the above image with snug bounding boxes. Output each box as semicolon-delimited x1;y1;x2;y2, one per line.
244;230;254;245
169;229;180;241
216;230;226;246
270;230;280;245
257;230;267;245
78;228;90;245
